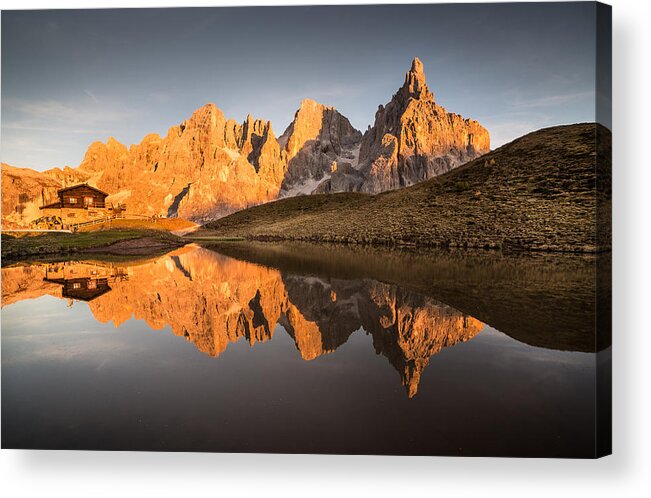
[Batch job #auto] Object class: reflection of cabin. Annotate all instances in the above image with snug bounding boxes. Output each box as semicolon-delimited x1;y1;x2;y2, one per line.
37;184;126;229
59;277;112;301
43;262;129;302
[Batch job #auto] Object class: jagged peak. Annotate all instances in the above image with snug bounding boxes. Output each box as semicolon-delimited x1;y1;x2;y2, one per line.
299;98;324;109
410;57;424;75
265;120;275;137
197;102;219;113
141;133;162;143
298;98;341;115
188;103;224;123
401;57;433;101
106;136;123;146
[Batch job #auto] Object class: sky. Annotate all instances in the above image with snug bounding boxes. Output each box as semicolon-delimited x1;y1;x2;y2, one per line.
1;3;602;171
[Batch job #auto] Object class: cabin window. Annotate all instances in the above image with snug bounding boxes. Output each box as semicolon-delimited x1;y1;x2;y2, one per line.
87;280;97;290
72;282;81;289
69;197;77;204
68;213;76;218
84;196;94;206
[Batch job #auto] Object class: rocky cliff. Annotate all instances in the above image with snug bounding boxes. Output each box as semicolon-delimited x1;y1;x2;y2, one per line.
316;58;490;193
78;104;288;222
278;99;362;196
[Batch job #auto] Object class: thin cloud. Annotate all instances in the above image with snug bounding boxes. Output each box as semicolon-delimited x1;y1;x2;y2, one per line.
2;123;109;135
83;89;99;104
481;115;553;149
505;89;594;109
3;98;135;125
148;91;172;103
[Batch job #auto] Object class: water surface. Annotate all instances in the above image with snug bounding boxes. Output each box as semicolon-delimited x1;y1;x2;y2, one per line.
1;243;602;456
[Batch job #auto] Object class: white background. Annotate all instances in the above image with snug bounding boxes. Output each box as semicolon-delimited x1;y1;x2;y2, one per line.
1;0;649;496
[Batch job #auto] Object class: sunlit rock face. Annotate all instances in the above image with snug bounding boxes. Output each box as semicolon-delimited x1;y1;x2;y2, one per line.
1;246;483;397
278;99;362;196
2;58;490;225
318;57;490;193
77;104;288;223
1;105;288;226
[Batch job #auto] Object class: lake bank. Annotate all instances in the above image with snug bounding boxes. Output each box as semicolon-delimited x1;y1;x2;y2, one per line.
1;229;186;263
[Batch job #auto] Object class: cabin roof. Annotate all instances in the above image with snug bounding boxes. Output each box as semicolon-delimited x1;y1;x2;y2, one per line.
58;183;109;197
62;286;112;301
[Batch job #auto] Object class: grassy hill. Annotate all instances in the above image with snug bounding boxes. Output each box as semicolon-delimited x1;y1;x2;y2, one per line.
204;123;611;253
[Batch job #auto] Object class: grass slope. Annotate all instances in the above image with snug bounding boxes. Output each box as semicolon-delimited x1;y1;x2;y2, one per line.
204;123;611;253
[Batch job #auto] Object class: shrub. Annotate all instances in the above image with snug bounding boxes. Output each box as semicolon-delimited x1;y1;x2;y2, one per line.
454;181;471;192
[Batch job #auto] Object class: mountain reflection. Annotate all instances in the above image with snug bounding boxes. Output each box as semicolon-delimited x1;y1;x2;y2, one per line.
1;245;483;397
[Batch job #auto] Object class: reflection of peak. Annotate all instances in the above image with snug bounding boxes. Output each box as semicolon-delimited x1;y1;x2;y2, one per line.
369;304;483;397
1;247;483;397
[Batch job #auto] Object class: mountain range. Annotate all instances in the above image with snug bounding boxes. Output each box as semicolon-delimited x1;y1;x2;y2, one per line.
1;58;489;227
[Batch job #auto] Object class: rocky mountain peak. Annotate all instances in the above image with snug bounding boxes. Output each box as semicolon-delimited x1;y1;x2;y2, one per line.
106;136;123;147
278;99;362;195
410;56;424;73
182;103;223;132
400;56;433;102
299;98;321;109
340;58;491;193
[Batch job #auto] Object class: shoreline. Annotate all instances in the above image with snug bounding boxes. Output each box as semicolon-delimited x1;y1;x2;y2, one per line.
191;231;611;255
1;229;186;264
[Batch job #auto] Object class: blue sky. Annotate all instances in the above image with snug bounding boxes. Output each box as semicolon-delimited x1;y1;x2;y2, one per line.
2;4;600;171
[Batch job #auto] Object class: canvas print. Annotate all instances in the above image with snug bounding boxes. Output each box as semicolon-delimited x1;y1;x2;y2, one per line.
1;3;611;457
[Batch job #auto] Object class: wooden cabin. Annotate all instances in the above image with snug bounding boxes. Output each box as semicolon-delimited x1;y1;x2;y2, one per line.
57;184;108;209
38;184;124;228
